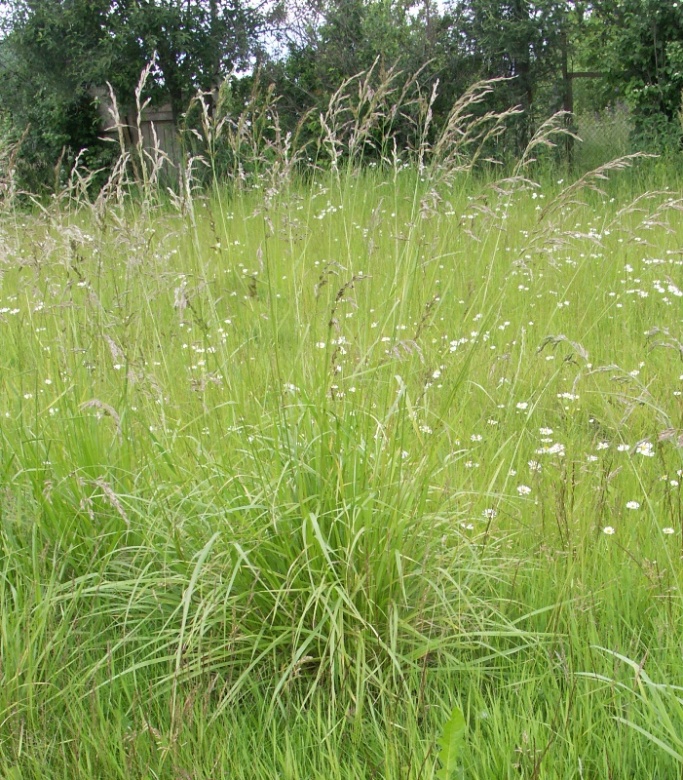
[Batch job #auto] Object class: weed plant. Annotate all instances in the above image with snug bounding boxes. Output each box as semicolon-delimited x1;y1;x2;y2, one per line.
1;70;683;778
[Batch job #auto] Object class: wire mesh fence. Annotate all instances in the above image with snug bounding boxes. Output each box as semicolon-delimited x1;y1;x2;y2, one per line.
572;103;634;168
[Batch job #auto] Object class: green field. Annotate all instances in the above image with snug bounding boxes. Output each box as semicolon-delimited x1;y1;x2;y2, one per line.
1;143;683;778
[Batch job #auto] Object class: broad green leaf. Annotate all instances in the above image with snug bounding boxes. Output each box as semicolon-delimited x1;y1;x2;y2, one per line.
435;705;466;780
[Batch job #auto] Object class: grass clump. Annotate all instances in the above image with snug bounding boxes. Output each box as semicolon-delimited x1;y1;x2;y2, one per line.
2;73;683;777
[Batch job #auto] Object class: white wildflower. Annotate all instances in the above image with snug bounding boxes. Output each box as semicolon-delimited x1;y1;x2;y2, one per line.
635;441;655;457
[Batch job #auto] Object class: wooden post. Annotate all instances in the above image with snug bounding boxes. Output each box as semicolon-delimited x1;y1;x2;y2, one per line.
561;31;574;164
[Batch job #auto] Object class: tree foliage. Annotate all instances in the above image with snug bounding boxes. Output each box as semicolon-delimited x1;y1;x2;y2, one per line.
584;0;683;148
1;0;682;190
0;0;266;188
455;0;571;147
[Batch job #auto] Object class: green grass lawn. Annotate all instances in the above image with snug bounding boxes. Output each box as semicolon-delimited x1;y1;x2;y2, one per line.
1;147;683;778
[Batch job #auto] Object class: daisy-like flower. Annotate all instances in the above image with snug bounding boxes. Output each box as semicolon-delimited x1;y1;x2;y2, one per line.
483;508;497;520
603;526;616;535
517;485;532;496
625;501;640;510
635;441;655;457
662;527;675;535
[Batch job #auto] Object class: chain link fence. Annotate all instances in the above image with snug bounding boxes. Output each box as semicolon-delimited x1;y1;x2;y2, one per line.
572;103;634;168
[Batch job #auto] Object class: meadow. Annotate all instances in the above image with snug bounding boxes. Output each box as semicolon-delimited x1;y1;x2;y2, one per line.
1;80;683;778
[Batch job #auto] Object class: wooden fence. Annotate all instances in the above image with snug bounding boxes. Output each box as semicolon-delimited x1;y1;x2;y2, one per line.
92;87;182;173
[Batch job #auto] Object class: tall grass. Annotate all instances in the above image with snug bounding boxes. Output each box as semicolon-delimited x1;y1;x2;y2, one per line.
1;70;683;777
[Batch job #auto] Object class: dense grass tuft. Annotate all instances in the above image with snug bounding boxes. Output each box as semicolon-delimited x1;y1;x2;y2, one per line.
1;84;683;776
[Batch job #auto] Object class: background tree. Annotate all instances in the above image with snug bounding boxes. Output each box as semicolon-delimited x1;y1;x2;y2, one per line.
583;0;683;149
449;0;572;151
0;0;119;187
2;0;683;190
0;0;266;188
264;0;460;158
